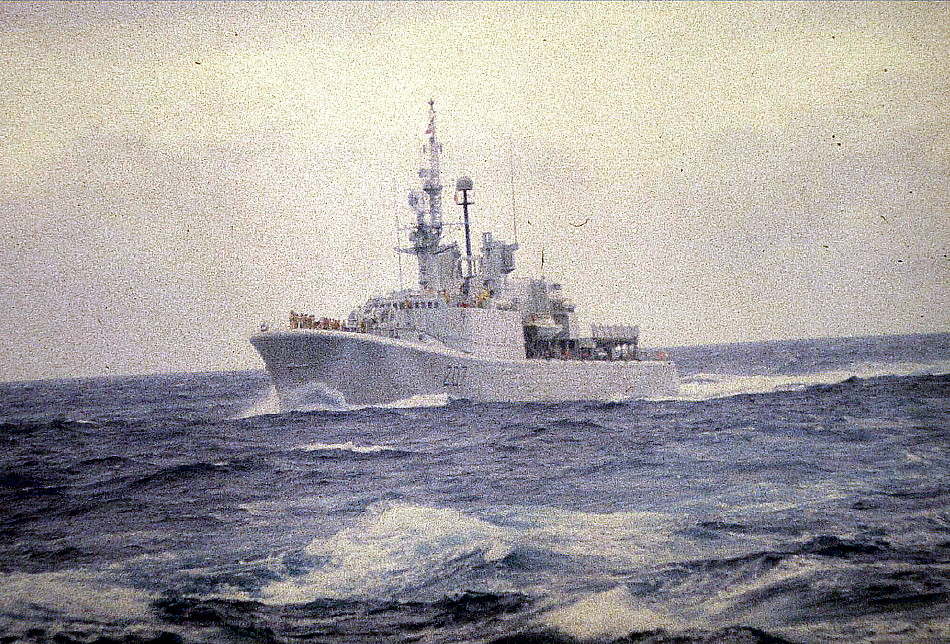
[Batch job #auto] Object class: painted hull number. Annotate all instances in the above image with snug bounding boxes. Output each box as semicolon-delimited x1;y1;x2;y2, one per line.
443;364;468;387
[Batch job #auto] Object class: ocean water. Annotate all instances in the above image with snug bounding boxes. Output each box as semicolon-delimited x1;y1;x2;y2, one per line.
1;333;949;644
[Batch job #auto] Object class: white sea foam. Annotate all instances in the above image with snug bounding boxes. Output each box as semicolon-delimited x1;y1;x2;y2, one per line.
277;382;350;412
294;441;401;455
260;503;707;605
233;382;357;417
672;359;950;402
489;506;695;567
544;586;671;640
377;392;450;409
0;569;154;622
233;385;283;418
700;554;836;621
262;503;513;604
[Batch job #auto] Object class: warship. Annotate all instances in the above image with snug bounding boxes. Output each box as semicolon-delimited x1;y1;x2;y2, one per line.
251;102;678;407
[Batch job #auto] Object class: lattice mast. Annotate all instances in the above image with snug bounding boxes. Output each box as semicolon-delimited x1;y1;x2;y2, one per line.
406;100;445;288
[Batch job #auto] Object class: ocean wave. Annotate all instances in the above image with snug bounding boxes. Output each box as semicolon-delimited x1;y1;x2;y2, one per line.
672;359;950;401
259;504;697;606
487;506;694;567
231;382;350;418
124;462;229;491
156;590;532;643
0;569;155;624
0;417;102;435
518;533;949;642
261;503;514;604
542;586;672;640
292;441;407;455
702;552;950;632
235;384;450;419
492;625;797;643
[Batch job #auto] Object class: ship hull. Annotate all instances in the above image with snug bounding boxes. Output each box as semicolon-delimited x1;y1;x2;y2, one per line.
251;329;678;407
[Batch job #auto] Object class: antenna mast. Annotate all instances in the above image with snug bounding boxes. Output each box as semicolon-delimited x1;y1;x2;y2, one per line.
456;176;475;295
421;99;443;233
509;142;519;245
393;189;404;289
405;100;445;288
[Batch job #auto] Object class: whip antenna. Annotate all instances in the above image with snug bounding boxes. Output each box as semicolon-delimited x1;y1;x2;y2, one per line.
509;141;519;245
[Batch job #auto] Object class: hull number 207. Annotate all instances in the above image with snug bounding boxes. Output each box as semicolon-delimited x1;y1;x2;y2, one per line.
443;365;468;387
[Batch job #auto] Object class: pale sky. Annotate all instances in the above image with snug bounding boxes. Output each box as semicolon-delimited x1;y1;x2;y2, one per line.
1;1;947;381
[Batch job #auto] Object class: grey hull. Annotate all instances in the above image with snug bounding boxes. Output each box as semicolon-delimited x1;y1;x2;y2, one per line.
251;329;678;407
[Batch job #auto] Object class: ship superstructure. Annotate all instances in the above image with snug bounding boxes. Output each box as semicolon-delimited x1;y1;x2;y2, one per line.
251;103;677;406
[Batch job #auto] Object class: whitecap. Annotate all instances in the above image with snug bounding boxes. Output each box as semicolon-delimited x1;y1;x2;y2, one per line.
293;441;402;455
0;569;155;621
261;503;512;604
487;505;695;567
669;358;950;402
543;586;671;640
259;503;706;606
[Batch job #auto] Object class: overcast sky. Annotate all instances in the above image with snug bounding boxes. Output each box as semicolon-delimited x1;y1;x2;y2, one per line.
1;1;947;381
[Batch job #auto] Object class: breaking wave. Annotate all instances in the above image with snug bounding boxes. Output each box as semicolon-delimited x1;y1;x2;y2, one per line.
0;569;155;624
674;359;950;401
292;441;406;455
257;503;696;607
262;503;513;603
542;586;673;640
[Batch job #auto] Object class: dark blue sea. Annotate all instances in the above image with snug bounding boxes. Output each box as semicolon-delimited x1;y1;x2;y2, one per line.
1;333;949;644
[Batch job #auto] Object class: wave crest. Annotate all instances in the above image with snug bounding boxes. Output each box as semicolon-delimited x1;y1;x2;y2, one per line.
292;441;406;455
674;359;950;401
262;503;513;604
543;586;671;640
